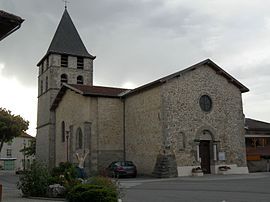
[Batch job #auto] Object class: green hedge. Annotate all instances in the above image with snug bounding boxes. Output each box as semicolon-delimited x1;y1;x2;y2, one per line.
66;184;118;202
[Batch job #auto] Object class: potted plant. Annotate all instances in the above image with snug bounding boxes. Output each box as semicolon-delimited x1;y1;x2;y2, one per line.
191;167;203;176
218;165;231;174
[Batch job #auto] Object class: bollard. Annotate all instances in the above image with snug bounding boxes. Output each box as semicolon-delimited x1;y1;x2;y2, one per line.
0;184;2;202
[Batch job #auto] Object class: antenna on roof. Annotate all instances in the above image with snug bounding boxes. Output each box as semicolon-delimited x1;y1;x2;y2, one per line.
62;0;70;9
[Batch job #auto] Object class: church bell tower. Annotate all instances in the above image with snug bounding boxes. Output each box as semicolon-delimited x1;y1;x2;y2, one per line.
36;8;95;167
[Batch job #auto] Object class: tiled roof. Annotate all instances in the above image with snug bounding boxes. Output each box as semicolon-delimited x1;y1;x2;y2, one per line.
124;59;249;97
20;133;35;139
68;84;129;97
51;84;129;110
245;118;270;131
0;10;24;41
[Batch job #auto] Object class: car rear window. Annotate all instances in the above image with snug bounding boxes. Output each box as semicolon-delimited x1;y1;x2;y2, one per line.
124;161;134;166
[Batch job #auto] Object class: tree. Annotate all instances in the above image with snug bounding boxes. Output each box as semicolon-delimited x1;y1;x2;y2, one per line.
0;108;29;153
20;139;36;157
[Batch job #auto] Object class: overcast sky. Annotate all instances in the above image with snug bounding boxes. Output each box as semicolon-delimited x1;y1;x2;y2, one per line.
1;0;270;136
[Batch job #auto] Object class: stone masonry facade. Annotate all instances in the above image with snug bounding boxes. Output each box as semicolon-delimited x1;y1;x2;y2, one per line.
52;62;248;176
36;53;93;167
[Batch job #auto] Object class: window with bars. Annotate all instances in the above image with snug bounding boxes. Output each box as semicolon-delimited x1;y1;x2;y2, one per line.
77;57;84;69
61;74;68;84
77;75;83;84
61;55;68;67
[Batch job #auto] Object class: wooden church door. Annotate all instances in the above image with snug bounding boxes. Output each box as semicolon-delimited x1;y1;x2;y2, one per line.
199;140;211;174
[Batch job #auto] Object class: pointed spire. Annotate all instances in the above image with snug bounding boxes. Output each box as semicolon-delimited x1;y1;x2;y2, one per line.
46;9;95;59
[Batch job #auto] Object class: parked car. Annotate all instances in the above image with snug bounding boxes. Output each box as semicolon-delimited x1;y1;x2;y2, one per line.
107;161;137;178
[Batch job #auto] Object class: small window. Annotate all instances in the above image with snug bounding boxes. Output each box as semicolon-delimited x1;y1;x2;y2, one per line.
77;57;84;69
7;149;12;157
45;76;48;90
62;121;65;142
40;80;43;93
76;127;83;149
61;55;68;68
199;95;212;112
77;75;83;85
61;74;68;84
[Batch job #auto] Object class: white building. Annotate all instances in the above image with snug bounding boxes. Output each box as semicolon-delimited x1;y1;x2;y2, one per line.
0;133;35;171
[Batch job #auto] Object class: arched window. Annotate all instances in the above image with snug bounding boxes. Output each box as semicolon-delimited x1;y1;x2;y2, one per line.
77;75;83;85
76;127;83;149
178;132;186;151
61;74;68;84
61;121;65;142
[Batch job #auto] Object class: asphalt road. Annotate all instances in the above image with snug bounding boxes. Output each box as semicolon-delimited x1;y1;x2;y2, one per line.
121;173;270;202
1;171;270;202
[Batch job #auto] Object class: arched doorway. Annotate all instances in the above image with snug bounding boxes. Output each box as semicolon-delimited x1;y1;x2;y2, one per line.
199;130;213;174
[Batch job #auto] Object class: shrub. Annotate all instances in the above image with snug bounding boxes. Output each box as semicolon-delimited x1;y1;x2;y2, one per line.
66;184;118;202
50;162;80;191
17;162;50;197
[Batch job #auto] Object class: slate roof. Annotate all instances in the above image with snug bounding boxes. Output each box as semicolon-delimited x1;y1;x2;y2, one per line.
245;118;270;131
51;83;129;110
37;9;95;65
0;10;24;41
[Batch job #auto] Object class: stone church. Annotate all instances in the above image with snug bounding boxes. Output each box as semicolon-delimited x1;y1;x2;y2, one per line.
36;9;249;176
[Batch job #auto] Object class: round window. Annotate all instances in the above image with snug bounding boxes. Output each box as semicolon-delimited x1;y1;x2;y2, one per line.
199;95;212;112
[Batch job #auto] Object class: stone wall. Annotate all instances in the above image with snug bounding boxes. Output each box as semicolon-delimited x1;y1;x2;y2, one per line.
161;64;247;174
125;87;163;175
97;98;124;170
55;90;124;172
36;53;94;166
55;90;91;166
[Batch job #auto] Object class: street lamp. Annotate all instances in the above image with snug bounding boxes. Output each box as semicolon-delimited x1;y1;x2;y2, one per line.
66;130;70;162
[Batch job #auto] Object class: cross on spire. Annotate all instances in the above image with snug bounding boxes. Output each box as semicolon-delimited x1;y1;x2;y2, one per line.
62;0;70;9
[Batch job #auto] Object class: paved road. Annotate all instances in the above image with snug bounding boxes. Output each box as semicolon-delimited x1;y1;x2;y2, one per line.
1;171;270;202
121;173;270;202
0;171;63;202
